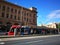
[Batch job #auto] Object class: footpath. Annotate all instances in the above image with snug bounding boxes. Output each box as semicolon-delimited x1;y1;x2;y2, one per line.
0;34;60;41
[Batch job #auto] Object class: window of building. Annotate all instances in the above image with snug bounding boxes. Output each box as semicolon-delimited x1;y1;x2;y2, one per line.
6;14;9;18
2;5;5;11
33;14;36;18
18;10;20;14
10;15;13;19
29;19;31;22
2;12;4;17
0;5;1;9
27;13;28;16
33;20;36;23
14;15;16;19
11;8;13;12
27;18;28;22
7;6;10;12
24;11;26;16
22;11;23;15
15;9;17;13
18;16;20;20
24;17;26;21
30;13;31;17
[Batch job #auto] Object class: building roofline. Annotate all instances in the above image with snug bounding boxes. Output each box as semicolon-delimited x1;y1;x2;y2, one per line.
1;0;37;13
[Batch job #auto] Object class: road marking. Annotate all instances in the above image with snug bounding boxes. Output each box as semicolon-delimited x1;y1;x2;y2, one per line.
25;40;43;44
0;39;5;44
0;42;5;44
20;40;43;44
0;39;1;41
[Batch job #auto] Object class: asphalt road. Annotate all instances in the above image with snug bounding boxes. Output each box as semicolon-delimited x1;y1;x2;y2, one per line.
3;35;60;45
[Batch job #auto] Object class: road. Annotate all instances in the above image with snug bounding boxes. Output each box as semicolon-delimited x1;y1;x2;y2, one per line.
3;35;60;45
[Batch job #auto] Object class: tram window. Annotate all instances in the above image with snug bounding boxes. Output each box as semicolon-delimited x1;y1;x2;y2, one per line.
0;30;2;32
21;28;24;32
24;28;28;30
17;28;20;32
25;30;27;32
10;28;14;32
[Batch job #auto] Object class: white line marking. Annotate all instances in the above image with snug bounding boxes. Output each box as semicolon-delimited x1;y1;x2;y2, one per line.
20;40;43;44
0;39;2;41
25;40;43;44
0;42;5;44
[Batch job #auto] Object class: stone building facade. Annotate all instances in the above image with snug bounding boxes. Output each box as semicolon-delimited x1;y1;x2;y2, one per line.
0;0;37;28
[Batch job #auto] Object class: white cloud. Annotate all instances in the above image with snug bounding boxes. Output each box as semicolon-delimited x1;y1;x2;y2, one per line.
45;10;60;24
47;10;60;18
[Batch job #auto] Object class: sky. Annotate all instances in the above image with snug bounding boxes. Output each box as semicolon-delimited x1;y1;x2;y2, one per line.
6;0;60;26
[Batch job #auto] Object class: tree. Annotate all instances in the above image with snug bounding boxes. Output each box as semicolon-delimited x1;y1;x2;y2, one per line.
56;23;60;32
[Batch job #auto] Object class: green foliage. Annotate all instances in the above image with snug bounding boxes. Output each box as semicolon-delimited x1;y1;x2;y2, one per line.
58;23;60;29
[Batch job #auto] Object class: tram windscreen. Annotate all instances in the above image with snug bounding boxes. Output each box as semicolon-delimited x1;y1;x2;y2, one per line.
10;28;14;32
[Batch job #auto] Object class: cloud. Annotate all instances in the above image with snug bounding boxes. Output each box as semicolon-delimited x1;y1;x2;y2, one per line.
47;10;60;18
45;10;60;24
